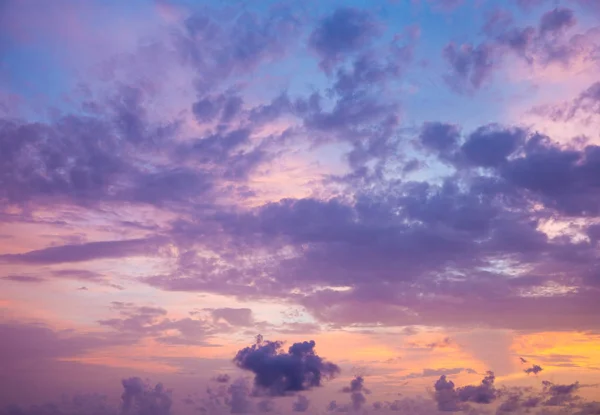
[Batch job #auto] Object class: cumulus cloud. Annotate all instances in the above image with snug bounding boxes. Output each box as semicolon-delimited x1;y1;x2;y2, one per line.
434;371;497;411
339;376;370;411
233;336;340;396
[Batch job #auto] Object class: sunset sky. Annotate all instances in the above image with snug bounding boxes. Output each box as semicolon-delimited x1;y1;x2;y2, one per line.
1;0;600;414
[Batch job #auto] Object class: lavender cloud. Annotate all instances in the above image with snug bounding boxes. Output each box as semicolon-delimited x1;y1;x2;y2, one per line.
0;238;163;265
121;377;172;415
292;395;309;412
308;7;381;72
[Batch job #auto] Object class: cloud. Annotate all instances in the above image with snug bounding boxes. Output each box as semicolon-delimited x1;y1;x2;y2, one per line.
533;81;600;121
308;7;381;72
178;6;301;91
209;308;254;327
340;376;370;411
442;42;498;92
445;5;598;92
542;380;581;406
0;321;128;371
460;125;526;168
146;125;600;330
1;394;118;415
0;238;162;265
539;7;577;36
213;374;231;383
98;302;221;346
434;371;497;411
1;275;45;283
121;377;172;415
407;337;454;351
292;395;309;412
524;364;544;375
233;337;340;396
418;122;461;157
402;368;473;380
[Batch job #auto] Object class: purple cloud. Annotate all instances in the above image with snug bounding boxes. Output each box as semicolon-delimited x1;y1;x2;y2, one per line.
524;364;544;375
443;42;498;92
539;7;576;36
434;371;497;411
121;377;172;415
233;337;340;396
292;395;310;412
308;7;381;72
2;275;45;283
0;238;162;265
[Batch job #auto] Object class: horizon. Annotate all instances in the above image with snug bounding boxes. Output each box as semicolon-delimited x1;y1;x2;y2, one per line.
1;0;600;414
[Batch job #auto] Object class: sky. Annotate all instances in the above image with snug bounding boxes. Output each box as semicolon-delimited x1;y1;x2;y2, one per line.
1;0;600;414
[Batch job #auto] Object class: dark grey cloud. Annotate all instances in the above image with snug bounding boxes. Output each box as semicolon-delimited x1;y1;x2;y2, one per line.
524;364;544;375
233;337;340;396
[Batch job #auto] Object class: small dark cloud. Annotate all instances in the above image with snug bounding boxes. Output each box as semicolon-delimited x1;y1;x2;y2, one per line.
524;364;543;375
341;376;370;411
2;275;45;283
233;336;340;396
